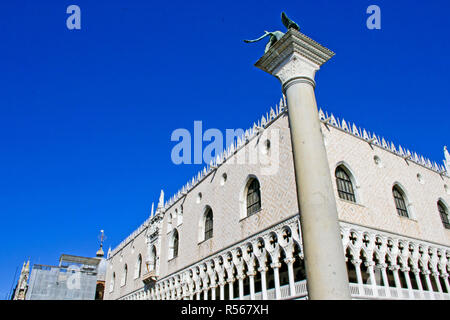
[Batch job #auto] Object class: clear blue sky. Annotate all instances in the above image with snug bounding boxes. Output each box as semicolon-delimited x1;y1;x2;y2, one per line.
0;0;449;299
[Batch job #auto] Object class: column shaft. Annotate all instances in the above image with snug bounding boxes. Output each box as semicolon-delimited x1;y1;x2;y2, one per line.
284;79;351;299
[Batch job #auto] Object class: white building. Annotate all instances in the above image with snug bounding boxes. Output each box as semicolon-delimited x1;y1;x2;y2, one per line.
103;97;450;300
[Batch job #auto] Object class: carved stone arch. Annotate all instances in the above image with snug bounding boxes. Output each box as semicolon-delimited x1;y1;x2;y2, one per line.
398;240;411;263
242;242;256;273
264;231;280;252
372;250;384;265
335;161;362;203
361;232;375;251
341;227;351;250
373;235;386;256
206;259;216;280
437;248;448;273
253;238;268;270
386;237;398;256
293;240;304;260
359;246;371;262
279;225;293;246
348;230;362;257
396;254;407;269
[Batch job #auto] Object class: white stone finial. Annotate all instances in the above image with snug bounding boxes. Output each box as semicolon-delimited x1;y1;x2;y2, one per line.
151;202;154;216
158;190;164;209
444;146;450;172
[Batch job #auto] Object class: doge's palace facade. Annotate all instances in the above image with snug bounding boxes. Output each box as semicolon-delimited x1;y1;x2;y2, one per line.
103;94;450;300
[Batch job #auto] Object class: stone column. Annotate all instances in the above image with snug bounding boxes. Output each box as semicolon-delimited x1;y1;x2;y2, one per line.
424;270;433;292
248;272;256;300
228;279;234;300
211;286;217;300
219;281;225;300
401;267;413;299
389;265;402;297
412;268;424;299
365;261;378;297
377;264;390;297
255;29;350;300
285;257;296;297
259;267;268;300
238;275;244;300
271;262;282;299
433;272;443;293
442;274;450;294
352;259;364;296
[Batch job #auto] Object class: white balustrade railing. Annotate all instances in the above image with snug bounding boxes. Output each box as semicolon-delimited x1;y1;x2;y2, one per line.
349;283;450;300
120;279;449;300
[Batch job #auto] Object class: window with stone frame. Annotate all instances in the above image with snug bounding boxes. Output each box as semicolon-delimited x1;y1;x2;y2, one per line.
204;208;213;240
393;186;409;218
170;229;179;259
335;166;356;202
122;264;128;286
247;178;261;216
438;201;450;229
135;254;142;279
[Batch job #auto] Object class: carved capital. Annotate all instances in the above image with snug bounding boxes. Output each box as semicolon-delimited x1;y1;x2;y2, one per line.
351;259;362;267
389;265;400;272
270;262;282;269
255;29;334;89
284;257;296;265
258;267;268;273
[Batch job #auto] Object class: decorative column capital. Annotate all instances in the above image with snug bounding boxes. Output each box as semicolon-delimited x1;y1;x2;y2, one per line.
376;263;388;270
237;274;246;281
389;265;400;272
364;260;375;268
270;262;282;269
351;259;362;267
255;29;335;90
400;267;410;273
258;267;268;273
284;257;296;265
432;272;441;278
227;277;235;284
422;270;431;276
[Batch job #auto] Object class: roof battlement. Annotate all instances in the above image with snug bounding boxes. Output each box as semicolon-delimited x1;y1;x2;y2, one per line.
317;109;448;176
109;99;448;258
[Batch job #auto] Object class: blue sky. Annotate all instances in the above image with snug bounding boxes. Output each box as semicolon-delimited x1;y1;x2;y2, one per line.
0;0;449;299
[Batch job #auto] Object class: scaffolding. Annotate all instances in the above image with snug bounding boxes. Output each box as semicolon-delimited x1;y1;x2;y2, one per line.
26;254;101;300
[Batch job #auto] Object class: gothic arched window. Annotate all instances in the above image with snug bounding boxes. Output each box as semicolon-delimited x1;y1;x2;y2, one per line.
135;254;142;279
110;272;115;292
393;186;409;217
335;166;356;202
204;208;213;240
151;245;157;271
247;178;261;216
169;229;179;260
438;201;450;229
122;264;128;286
